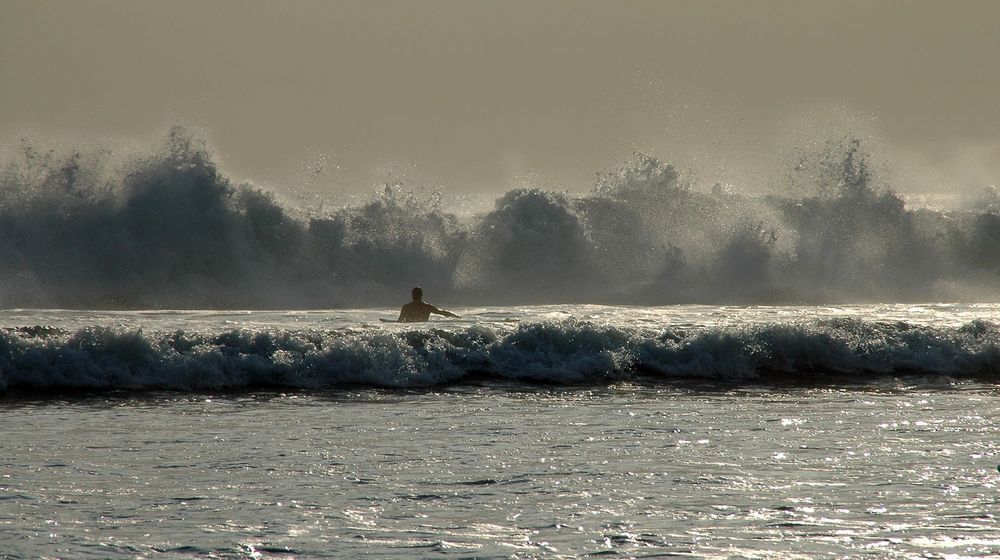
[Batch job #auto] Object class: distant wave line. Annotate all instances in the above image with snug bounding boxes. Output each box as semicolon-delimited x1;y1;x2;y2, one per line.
2;128;1000;308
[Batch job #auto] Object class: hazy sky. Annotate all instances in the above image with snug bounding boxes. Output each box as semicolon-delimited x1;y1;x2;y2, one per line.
2;0;998;196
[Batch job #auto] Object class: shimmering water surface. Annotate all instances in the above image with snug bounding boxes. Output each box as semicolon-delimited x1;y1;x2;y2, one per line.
2;305;1000;558
4;388;1000;559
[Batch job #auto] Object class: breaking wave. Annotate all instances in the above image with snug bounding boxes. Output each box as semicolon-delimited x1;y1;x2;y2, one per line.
2;319;999;394
1;127;1000;308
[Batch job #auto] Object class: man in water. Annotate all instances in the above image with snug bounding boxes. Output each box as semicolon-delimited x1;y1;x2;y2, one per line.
397;287;460;323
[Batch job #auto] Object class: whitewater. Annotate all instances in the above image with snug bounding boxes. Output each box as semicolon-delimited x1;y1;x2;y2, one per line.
2;304;1000;394
3;128;1000;309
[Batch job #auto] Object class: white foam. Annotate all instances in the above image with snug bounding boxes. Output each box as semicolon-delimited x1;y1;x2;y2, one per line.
2;317;998;394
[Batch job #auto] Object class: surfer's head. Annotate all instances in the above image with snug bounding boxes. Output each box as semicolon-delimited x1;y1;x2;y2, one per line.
411;287;423;301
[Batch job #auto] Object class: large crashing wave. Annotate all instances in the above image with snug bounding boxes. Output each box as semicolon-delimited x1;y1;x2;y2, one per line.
1;319;999;394
1;127;999;308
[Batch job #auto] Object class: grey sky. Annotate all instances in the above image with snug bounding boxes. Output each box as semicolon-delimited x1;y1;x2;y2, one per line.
2;0;998;195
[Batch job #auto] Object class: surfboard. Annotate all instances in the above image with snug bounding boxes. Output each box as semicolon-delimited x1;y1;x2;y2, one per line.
380;317;464;323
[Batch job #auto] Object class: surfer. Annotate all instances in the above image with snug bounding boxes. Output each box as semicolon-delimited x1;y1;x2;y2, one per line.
396;287;460;323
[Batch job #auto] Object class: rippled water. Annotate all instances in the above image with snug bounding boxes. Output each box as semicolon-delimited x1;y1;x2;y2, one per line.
3;384;999;558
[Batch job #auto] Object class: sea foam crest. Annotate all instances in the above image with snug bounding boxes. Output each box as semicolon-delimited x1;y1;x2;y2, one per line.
1;319;998;394
2;128;1000;307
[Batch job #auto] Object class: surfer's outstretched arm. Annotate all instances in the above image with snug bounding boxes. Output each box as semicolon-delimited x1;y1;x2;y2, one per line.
430;305;459;318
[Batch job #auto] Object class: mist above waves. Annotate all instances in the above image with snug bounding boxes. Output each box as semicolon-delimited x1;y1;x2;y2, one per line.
1;127;998;309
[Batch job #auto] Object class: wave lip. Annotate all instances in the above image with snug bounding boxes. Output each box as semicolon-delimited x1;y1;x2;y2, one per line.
1;319;998;395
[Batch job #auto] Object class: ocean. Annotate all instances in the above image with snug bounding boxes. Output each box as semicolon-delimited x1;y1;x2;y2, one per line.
2;304;999;558
3;127;1000;558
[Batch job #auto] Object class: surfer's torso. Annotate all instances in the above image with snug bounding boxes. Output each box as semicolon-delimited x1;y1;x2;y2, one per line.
398;301;437;323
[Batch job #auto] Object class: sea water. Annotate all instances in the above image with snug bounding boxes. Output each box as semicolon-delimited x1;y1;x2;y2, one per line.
1;304;1000;558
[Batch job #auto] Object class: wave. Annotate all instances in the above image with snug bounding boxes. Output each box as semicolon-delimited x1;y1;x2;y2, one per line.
2;128;1000;308
2;319;998;395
